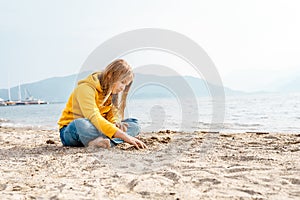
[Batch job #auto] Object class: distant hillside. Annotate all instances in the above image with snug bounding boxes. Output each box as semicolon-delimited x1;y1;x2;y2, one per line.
0;71;91;103
131;74;244;99
0;72;245;102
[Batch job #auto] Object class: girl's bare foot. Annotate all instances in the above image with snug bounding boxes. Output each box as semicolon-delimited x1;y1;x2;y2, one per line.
88;137;111;149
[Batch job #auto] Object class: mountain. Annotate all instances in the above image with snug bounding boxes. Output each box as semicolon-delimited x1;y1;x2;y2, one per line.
130;74;245;99
0;72;245;102
0;71;91;103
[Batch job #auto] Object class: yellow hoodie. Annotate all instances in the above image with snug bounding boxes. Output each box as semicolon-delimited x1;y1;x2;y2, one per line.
58;72;119;138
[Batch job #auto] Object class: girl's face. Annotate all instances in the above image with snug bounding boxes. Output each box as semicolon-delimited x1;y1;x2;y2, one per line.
112;77;132;94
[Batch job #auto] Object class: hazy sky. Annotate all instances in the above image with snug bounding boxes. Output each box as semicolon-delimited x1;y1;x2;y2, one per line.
0;0;299;92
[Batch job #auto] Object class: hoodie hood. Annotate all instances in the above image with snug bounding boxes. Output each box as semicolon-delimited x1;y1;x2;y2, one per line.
77;72;102;92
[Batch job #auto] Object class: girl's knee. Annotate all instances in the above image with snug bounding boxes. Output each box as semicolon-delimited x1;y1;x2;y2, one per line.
73;118;95;132
74;118;92;126
127;121;141;137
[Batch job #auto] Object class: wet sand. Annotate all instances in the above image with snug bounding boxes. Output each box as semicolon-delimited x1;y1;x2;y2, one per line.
0;126;299;199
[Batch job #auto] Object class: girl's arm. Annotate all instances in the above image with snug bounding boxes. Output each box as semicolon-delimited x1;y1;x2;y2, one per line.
75;84;118;138
113;130;147;149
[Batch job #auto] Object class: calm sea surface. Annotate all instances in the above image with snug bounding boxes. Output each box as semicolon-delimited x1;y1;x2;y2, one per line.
0;93;299;133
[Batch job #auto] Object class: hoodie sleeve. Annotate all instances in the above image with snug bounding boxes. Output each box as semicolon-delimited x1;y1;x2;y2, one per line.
106;104;119;124
74;83;119;138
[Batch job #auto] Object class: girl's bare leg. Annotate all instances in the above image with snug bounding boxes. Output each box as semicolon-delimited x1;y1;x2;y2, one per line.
88;137;111;149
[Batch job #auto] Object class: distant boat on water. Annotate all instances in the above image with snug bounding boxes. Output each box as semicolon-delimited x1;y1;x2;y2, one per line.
0;85;48;106
0;98;7;106
14;99;48;105
0;98;48;106
15;98;48;105
14;88;49;105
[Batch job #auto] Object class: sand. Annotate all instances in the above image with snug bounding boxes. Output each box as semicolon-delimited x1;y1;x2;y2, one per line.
0;126;299;200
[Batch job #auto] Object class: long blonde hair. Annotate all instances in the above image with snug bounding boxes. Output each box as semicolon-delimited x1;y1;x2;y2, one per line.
98;59;133;120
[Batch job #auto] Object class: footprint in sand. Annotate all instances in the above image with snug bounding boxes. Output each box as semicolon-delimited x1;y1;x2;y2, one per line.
0;184;7;191
12;185;22;191
227;167;253;173
160;170;181;183
236;189;262;196
128;176;175;194
263;136;279;140
192;178;221;186
286;178;300;185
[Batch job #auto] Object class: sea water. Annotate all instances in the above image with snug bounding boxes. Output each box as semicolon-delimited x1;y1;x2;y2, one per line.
0;93;299;133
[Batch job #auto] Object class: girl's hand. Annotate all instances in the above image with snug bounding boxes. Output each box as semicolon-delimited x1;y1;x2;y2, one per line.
115;122;128;132
126;135;147;150
113;130;147;150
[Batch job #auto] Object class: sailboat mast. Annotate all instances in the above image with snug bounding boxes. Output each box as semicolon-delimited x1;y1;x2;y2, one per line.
7;81;11;101
8;87;11;101
7;72;11;101
18;83;22;101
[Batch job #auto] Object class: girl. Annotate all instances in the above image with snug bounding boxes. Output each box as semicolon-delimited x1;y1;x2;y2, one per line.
58;59;147;149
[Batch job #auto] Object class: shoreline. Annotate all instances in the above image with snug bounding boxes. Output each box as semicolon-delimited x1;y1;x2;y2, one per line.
0;124;58;131
0;123;299;134
0;126;299;199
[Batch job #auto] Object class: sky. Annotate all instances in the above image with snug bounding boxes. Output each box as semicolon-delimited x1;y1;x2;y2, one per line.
0;0;299;92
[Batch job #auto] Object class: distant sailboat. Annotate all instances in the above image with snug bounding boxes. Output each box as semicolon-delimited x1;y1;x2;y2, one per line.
15;83;25;105
1;76;49;106
0;98;7;106
5;74;16;105
5;91;16;105
5;84;48;106
22;88;48;105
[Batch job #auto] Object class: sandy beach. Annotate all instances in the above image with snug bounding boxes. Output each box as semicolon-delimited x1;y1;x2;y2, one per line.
0;126;299;200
